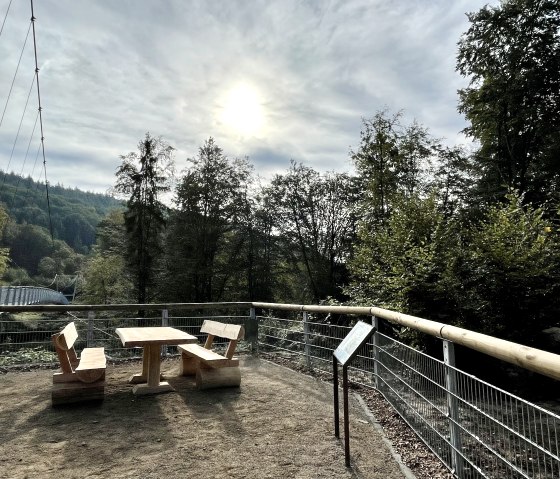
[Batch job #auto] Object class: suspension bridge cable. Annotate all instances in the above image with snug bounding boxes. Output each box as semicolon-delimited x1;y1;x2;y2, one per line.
30;0;54;243
24;141;41;198
0;0;13;38
0;20;31;130
11;109;39;207
1;72;35;192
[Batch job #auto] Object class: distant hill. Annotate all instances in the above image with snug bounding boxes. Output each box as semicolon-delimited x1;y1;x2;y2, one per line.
0;171;123;253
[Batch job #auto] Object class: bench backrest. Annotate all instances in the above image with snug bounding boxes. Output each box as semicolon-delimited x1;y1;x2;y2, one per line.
52;322;80;373
200;320;245;359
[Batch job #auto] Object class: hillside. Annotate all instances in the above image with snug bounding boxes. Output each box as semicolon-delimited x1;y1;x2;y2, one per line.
0;171;123;253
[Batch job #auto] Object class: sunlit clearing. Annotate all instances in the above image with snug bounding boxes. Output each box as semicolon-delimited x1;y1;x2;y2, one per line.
221;83;264;138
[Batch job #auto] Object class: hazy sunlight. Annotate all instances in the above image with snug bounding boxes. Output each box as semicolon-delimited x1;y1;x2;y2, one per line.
220;83;264;138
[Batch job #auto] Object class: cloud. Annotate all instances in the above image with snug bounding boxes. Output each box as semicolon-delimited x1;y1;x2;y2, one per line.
0;0;492;194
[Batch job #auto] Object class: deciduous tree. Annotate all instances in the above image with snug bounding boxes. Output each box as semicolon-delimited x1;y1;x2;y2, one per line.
457;0;560;204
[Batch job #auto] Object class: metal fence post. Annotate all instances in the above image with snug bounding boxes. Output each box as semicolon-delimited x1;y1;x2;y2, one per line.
162;309;169;357
303;311;311;370
250;307;258;356
443;340;463;477
87;311;95;347
372;315;379;389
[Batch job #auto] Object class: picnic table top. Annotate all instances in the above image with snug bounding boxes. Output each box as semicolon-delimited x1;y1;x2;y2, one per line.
116;326;197;347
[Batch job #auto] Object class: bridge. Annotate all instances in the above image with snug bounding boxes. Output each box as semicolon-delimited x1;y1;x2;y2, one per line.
0;286;69;306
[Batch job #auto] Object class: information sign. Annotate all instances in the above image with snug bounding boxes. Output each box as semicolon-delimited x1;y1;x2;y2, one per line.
334;321;375;366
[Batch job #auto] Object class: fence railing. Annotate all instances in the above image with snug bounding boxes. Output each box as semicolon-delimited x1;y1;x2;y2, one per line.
1;301;559;478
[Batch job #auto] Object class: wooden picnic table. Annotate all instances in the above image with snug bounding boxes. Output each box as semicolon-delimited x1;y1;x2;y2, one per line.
116;326;197;395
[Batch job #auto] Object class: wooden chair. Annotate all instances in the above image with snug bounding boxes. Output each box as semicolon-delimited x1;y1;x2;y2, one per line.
51;322;106;405
177;320;245;389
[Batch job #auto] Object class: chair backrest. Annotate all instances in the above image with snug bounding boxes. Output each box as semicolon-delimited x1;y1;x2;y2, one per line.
200;320;245;359
52;322;79;373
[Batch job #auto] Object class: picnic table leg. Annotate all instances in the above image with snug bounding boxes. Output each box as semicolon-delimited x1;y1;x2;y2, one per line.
128;347;149;384
132;344;173;395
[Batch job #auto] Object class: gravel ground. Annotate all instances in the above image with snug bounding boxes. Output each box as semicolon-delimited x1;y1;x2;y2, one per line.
0;356;412;479
261;353;453;479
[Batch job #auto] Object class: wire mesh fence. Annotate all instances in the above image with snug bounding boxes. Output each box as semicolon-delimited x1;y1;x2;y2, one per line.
0;309;252;365
1;305;560;478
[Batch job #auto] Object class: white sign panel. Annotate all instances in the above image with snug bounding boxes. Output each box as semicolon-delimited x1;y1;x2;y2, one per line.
333;321;375;366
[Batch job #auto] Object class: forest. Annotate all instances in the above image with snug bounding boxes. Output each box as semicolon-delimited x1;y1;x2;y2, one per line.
1;0;559;353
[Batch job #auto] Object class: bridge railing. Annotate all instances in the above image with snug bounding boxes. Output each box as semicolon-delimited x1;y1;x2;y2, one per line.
0;302;559;479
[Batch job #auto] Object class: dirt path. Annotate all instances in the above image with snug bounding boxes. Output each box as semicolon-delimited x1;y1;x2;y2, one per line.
0;357;409;479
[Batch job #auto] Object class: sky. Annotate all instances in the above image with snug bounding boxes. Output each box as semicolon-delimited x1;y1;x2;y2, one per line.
0;0;493;194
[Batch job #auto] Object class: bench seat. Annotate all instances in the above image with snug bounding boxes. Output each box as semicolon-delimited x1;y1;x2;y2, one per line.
51;322;107;405
177;343;239;368
177;320;244;389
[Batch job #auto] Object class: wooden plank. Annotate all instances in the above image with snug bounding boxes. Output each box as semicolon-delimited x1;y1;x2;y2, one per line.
75;347;106;383
52;371;79;383
132;382;173;395
225;340;238;360
178;343;239;367
56;322;79;350
77;347;106;370
196;366;241;389
146;344;161;388
200;320;245;341
115;327;197;347
52;336;73;373
52;322;80;373
51;380;105;406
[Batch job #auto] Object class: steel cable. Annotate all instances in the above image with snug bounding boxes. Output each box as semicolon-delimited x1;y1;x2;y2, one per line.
1;72;35;193
11;108;39;207
0;0;13;38
0;20;31;130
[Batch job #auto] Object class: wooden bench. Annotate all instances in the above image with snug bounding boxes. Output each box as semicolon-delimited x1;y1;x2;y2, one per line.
177;320;245;389
51;322;107;405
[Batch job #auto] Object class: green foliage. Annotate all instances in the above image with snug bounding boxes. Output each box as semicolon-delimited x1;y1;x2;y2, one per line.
457;0;560;204
0;347;57;366
82;254;132;304
0;205;10;279
451;194;560;343
348;192;455;317
348;188;560;347
351;110;435;226
0;171;122;252
163;138;252;302
81;210;132;304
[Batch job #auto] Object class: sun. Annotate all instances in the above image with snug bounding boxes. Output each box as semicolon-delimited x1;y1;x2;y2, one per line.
221;83;264;138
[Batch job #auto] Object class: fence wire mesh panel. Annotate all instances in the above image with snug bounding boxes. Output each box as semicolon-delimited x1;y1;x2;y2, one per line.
376;332;560;479
0;309;252;366
256;312;356;373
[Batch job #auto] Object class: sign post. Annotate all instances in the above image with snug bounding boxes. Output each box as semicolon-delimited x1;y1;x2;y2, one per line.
333;320;376;467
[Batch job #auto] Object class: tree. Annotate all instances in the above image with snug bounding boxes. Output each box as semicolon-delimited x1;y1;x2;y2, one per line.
4;223;52;275
347;192;458;322
81;210;133;304
268;162;359;302
450;193;560;344
114;133;174;305
164;138;252;302
457;0;560;204
351;110;435;226
0;206;10;280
